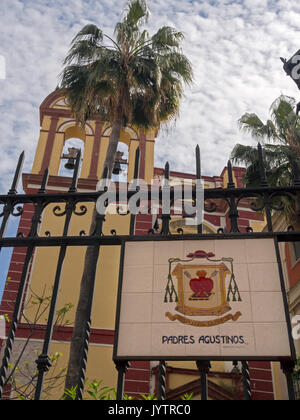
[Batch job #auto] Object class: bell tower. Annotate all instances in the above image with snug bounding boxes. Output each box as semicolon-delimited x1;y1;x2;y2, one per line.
0;90;158;399
30;90;157;186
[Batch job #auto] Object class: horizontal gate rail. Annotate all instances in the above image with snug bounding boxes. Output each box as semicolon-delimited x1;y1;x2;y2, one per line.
0;231;300;248
0;143;299;400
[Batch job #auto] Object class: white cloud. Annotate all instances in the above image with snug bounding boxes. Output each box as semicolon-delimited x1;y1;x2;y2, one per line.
0;0;299;194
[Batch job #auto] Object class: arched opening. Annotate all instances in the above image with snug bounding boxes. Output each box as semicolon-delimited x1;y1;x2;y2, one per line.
58;124;87;177
167;218;217;235
59;137;84;177
111;141;129;183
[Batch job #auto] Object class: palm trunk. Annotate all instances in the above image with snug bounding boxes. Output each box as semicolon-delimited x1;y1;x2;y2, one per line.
64;113;123;397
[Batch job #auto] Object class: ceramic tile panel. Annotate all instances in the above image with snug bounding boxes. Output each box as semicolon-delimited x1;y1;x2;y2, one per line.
251;292;286;323
184;325;221;357
117;323;152;357
228;263;250;292
248;262;281;292
124;241;154;266
215;239;247;263
116;239;291;360
245;238;277;264
154;240;184;265
254;323;290;357
153;264;170;293
151;323;186;357
228;291;253;323
183;240;215;260
122;265;153;293
152;292;175;324
220;323;256;357
120;293;152;324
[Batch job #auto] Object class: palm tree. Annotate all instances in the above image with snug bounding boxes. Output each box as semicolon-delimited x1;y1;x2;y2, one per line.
231;95;300;221
60;0;193;396
231;143;295;187
61;0;193;177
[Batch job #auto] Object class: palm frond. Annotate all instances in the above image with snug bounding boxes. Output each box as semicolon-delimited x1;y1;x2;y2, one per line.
238;113;273;140
70;24;103;47
125;0;149;26
152;26;184;51
63;40;103;65
61;0;193;131
160;51;193;86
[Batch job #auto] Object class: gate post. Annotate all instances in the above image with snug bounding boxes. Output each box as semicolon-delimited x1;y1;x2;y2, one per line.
157;360;167;400
196;360;211;400
280;360;296;400
241;361;251;400
115;360;130;400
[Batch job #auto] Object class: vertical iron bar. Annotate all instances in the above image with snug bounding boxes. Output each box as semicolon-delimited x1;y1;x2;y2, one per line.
158;162;171;395
157;361;167;400
257;143;273;232
38;169;49;194
273;236;297;365
115;361;130;400
75;318;92;400
290;155;300;186
34;152;81;400
72;163;108;400
227;160;239;232
0;167;48;400
68;150;81;193
241;361;251;400
257;143;268;187
8;151;25;195
0;152;25;240
290;154;300;217
227;160;235;189
161;162;171;235
75;218;103;400
129;147;140;236
0;248;34;399
196;360;211;400
196;145;202;234
280;361;296;400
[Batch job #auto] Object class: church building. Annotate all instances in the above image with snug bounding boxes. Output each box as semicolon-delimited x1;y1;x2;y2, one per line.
0;90;291;400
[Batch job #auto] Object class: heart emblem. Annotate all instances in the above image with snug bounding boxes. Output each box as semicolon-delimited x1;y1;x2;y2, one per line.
189;270;214;297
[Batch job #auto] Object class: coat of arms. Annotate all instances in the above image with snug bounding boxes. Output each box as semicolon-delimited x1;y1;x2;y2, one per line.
164;250;242;327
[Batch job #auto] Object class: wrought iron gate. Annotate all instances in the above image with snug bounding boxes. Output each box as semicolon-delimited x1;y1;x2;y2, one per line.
0;144;299;400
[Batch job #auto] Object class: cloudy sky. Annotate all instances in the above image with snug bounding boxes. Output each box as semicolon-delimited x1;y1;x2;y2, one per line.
1;0;300;190
0;0;300;297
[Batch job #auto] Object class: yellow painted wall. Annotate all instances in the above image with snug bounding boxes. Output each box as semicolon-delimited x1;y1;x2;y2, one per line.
145;141;154;184
45;342;117;400
80;135;93;178
250;220;265;232
127;140;139;182
222;168;237;188
98;137;109;179
41;116;52;132
24;203;129;330
32;131;48;174
49;133;65;176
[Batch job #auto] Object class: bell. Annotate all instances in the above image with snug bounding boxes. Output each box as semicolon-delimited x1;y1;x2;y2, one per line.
112;161;122;175
64;157;76;170
62;147;80;171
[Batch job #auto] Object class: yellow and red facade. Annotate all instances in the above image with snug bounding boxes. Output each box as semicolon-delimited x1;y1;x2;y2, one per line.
0;90;288;400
